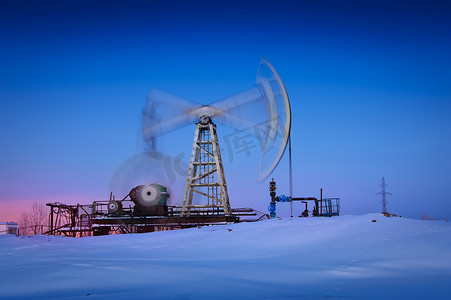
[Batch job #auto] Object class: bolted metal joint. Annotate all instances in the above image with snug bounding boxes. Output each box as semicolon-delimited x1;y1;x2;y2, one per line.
199;115;212;125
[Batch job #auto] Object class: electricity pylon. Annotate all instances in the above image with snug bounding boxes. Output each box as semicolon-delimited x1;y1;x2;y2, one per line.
376;177;392;213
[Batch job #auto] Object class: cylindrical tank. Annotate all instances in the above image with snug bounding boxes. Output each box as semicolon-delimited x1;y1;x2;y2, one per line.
129;184;169;208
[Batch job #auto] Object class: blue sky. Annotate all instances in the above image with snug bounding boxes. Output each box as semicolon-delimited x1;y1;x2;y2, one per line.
1;0;450;220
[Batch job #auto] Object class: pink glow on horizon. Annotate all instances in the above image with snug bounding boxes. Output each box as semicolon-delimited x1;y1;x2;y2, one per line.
0;192;108;222
0;200;29;222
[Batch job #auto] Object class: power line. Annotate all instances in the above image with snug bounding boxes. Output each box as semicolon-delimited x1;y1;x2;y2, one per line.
376;177;392;213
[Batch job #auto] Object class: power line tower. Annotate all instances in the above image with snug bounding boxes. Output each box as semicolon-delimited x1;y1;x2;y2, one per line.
376;177;392;213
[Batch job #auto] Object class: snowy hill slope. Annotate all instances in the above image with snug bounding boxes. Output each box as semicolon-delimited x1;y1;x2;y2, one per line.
1;214;451;300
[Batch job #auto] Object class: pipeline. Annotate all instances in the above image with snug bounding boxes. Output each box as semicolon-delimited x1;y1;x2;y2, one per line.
268;179;338;218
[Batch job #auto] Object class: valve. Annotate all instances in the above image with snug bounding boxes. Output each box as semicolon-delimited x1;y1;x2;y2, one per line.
278;194;291;202
269;178;277;218
268;203;276;218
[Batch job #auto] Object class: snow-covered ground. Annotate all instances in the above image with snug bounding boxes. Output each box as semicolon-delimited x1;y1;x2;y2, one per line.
1;214;451;299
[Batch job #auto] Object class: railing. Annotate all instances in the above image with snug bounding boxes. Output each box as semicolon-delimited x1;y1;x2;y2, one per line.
17;225;51;236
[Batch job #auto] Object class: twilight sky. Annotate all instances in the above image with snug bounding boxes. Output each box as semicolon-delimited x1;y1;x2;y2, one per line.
1;0;450;221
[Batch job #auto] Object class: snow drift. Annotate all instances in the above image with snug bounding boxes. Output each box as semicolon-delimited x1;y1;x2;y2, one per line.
1;214;451;299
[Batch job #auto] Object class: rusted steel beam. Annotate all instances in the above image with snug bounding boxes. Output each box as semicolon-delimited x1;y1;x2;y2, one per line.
92;215;239;226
